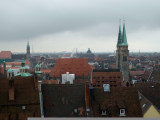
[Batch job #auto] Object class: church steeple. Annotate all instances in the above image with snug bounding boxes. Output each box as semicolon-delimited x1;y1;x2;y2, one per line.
117;19;122;47
116;19;129;82
26;40;30;60
122;20;128;46
27;40;30;49
117;19;128;47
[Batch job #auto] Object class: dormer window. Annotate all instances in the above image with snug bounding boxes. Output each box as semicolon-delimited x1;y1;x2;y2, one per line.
120;109;126;116
101;110;106;115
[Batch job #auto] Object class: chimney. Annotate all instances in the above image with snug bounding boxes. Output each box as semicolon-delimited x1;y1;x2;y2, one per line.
34;76;38;90
66;72;69;81
9;79;15;101
85;84;90;112
103;84;110;92
38;81;44;117
38;81;42;92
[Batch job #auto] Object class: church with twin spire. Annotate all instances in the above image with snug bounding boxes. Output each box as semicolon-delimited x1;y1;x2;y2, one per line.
116;20;129;82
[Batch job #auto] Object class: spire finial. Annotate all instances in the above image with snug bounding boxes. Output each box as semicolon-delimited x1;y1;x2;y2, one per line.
119;19;121;24
123;16;125;23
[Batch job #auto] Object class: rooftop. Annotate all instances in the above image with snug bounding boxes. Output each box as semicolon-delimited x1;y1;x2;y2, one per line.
50;58;92;77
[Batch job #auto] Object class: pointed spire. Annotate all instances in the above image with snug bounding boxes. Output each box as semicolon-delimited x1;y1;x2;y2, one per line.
122;19;128;46
117;19;122;46
27;40;30;47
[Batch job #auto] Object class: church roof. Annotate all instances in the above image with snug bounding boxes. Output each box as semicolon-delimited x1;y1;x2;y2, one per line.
35;64;40;68
35;71;42;74
7;68;13;73
50;58;92;77
15;72;32;77
87;48;92;54
20;66;27;70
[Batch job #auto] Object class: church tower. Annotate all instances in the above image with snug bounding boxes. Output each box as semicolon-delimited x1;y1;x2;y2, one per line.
26;41;30;60
116;20;129;82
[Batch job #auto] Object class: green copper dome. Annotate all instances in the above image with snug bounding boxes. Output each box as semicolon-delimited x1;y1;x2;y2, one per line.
20;66;27;70
7;68;13;73
35;64;40;68
35;71;42;74
15;72;32;77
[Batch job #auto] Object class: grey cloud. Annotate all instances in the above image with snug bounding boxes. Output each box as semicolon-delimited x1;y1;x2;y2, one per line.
0;0;160;42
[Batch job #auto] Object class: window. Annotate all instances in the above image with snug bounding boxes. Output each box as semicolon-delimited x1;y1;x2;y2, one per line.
120;109;126;116
123;56;127;61
9;73;11;77
101;110;106;115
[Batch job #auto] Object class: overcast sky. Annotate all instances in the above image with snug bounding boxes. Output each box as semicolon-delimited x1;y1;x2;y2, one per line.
0;0;160;53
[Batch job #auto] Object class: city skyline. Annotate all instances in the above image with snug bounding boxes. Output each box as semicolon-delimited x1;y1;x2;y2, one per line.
1;0;160;53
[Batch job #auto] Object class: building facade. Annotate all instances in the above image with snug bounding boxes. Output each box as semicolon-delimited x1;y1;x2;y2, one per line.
116;21;129;82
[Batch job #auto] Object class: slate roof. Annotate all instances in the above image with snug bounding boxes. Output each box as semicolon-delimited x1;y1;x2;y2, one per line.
90;87;143;117
42;84;87;117
0;76;40;105
0;76;41;119
50;58;92;77
135;82;160;111
138;92;152;114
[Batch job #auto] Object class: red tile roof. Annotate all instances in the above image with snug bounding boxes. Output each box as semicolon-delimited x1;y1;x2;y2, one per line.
95;57;104;61
128;57;137;61
130;71;145;77
42;80;59;84
6;62;21;66
0;51;11;59
41;69;52;74
109;64;116;69
25;60;31;65
50;58;92;77
5;61;30;67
